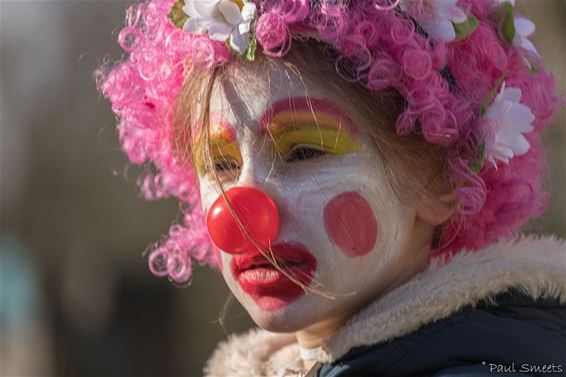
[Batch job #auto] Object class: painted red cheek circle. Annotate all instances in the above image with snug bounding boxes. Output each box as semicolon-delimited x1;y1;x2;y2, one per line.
323;191;378;257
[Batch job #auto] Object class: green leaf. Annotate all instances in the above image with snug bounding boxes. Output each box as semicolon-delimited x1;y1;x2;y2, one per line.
470;144;485;173
240;36;257;62
492;2;515;44
168;0;188;29
454;14;479;40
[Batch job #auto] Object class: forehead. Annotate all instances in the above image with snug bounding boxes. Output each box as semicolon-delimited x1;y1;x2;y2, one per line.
208;60;329;132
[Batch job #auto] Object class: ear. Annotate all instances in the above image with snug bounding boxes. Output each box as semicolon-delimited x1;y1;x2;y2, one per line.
416;192;457;226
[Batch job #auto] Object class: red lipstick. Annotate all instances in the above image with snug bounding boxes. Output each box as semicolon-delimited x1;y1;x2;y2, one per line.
230;242;317;312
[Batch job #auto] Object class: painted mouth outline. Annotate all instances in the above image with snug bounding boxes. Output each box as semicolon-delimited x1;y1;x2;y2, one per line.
230;242;318;311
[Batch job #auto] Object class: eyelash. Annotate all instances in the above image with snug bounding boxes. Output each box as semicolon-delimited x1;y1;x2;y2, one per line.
213;157;240;173
212;145;327;173
286;145;328;162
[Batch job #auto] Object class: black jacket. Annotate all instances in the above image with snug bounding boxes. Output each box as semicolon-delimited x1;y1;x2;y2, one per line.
315;289;566;376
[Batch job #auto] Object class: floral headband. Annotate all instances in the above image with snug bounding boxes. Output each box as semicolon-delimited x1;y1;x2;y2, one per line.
96;0;561;284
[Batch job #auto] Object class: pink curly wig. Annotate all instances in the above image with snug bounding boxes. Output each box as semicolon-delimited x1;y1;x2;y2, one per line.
95;0;562;284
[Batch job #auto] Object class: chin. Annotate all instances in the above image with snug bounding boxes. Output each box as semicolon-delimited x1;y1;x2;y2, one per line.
244;296;322;333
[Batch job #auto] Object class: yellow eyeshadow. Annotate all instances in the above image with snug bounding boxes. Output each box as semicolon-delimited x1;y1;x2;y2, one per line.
194;138;242;175
272;124;362;157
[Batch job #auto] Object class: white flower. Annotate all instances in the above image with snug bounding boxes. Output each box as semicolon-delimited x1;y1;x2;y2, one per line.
182;0;257;54
494;0;515;6
513;16;539;59
481;83;535;165
493;0;539;60
400;0;467;42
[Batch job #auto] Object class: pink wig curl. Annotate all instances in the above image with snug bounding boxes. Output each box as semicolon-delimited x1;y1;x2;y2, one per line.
95;0;221;285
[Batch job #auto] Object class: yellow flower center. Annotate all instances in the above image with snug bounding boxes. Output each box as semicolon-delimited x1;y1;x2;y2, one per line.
232;0;244;11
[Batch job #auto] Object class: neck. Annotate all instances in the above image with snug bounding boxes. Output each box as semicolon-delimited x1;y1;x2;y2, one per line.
296;313;353;370
295;311;353;349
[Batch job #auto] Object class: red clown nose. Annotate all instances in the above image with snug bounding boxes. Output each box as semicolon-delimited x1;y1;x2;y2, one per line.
206;187;279;254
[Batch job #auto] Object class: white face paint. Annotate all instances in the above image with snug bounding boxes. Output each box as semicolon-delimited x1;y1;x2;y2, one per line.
196;60;430;334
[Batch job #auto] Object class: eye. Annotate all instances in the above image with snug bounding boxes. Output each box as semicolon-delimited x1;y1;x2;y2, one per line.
213;157;240;173
286;145;328;162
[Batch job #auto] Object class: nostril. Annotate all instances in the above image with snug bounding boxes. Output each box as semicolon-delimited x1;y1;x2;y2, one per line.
206;186;280;254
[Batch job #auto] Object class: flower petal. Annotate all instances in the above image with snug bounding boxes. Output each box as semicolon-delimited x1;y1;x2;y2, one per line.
239;21;251;34
191;0;222;18
510;107;535;132
499;86;522;103
485;104;506;122
230;30;249;54
241;2;257;22
494;144;512;164
494;0;516;6
208;21;233;41
182;2;201;19
511;134;531;156
219;0;242;26
518;37;539;57
184;18;208;34
420;18;456;42
514;17;535;37
440;3;467;24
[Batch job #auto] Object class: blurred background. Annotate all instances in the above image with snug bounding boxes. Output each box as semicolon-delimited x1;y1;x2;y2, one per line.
0;1;564;376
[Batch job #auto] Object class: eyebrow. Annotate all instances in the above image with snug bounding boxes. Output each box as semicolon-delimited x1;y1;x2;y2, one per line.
259;97;359;136
196;112;237;143
192;114;239;174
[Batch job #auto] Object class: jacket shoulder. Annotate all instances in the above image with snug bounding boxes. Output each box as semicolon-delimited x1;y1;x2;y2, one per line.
318;290;566;377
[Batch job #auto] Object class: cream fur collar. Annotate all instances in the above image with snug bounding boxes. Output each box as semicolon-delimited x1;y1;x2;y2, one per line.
204;235;566;377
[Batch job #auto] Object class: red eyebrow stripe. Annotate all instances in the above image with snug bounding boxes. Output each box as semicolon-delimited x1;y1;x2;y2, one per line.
193;112;237;142
260;97;359;136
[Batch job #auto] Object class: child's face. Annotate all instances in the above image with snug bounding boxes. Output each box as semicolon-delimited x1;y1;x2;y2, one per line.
196;61;430;332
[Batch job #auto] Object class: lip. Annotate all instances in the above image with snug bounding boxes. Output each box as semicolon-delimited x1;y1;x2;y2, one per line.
230;242;317;312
